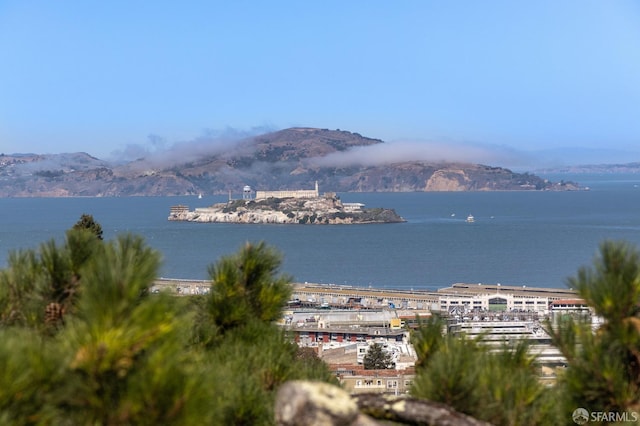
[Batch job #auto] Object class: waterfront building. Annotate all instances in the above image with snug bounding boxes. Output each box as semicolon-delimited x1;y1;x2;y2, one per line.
169;205;189;215
342;202;365;212
549;298;590;316
290;283;439;311
436;283;580;315
438;283;577;301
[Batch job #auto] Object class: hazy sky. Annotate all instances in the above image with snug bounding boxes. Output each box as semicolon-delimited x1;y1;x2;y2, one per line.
1;1;639;167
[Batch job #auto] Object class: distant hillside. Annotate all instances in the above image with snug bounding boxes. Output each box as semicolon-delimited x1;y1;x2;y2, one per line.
536;162;640;174
0;128;580;197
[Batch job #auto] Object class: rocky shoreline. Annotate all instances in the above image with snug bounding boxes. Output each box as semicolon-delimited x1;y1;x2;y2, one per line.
168;194;405;225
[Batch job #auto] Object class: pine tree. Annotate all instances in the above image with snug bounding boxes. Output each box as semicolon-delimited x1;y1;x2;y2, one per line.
549;240;640;417
0;225;339;425
197;241;293;340
72;213;103;240
190;241;335;424
0;228;99;332
411;316;558;425
363;342;395;370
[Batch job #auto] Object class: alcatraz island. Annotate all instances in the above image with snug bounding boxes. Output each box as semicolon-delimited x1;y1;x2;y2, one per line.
168;182;405;224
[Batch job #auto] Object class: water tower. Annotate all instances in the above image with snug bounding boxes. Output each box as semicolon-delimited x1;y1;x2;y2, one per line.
243;185;252;200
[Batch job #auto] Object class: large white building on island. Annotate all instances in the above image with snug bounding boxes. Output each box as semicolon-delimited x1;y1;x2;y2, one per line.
254;181;320;200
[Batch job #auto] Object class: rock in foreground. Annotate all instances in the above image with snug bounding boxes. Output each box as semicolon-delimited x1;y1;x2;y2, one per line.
274;380;492;426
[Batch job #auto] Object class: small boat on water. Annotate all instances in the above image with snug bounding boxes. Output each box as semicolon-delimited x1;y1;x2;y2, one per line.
466;214;475;223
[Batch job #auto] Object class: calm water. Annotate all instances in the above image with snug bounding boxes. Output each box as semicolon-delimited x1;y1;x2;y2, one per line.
1;174;640;290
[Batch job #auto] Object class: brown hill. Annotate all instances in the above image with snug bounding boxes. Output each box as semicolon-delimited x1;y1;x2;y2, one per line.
0;128;579;197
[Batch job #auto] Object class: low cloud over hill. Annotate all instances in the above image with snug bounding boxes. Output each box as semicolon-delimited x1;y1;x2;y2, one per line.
0;128;579;197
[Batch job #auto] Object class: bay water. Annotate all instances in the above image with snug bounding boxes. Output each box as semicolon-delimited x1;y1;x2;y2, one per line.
1;173;639;290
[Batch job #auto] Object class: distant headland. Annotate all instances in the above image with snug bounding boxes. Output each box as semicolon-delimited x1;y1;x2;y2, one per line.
0;128;584;197
168;182;405;225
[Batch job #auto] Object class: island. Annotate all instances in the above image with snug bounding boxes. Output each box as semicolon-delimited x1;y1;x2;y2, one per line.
168;183;405;225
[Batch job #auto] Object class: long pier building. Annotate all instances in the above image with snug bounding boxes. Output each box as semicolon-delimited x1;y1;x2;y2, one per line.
152;279;579;314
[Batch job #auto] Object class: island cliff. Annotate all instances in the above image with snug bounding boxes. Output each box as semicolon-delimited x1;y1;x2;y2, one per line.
168;184;404;225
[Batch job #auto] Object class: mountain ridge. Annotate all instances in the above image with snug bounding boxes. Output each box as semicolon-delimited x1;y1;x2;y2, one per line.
0;128;581;197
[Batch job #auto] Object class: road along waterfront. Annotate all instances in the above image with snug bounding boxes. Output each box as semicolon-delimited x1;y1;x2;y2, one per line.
153;278;578;312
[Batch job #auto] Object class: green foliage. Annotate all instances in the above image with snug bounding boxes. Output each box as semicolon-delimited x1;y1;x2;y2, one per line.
0;233;334;425
202;321;335;425
0;328;65;425
0;229;101;332
202;241;292;337
549;240;640;417
66;225;102;274
186;241;337;423
411;316;558;425
222;199;246;213
410;315;446;369
363;342;395;370
0;249;43;328
260;197;284;208
72;213;103;240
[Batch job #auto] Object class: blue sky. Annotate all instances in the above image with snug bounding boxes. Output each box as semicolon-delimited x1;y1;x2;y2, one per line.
1;1;639;168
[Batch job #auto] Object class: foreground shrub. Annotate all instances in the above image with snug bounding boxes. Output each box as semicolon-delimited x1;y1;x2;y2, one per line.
549;240;640;419
0;227;334;425
411;316;559;425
